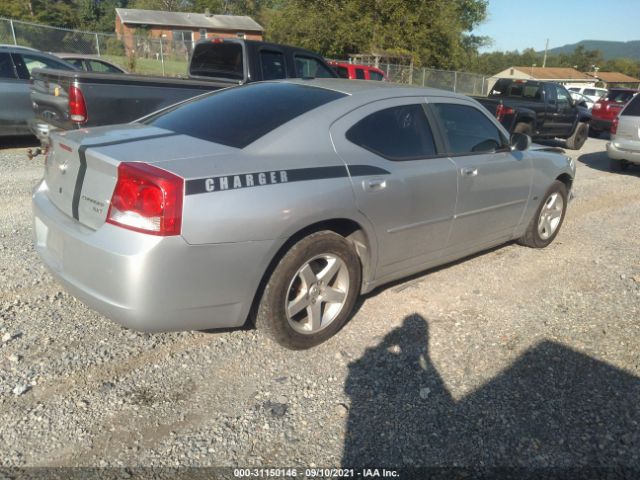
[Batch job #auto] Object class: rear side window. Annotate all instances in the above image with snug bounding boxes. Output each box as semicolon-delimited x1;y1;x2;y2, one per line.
189;43;244;80
621;94;640;116
12;53;73;79
346;104;437;160
584;88;596;96
0;52;16;79
605;90;635;103
144;83;345;148
369;71;384;81
355;68;365;80
432;103;506;155
294;56;335;78
260;50;286;80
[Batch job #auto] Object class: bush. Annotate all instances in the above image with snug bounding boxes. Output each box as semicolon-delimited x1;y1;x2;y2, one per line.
104;37;125;56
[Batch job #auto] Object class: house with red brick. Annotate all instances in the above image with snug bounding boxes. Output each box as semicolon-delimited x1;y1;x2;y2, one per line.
115;8;263;54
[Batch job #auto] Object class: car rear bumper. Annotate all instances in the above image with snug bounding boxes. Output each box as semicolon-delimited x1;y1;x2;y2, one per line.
32;180;276;332
590;118;612;131
607;142;640;165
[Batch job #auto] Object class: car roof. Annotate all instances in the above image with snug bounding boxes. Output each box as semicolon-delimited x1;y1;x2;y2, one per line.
0;44;40;52
280;78;465;100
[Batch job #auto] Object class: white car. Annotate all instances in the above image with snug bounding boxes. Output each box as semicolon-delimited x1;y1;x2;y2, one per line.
567;86;607;104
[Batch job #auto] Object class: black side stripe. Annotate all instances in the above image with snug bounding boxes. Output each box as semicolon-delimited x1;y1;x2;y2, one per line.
185;164;390;196
71;132;178;220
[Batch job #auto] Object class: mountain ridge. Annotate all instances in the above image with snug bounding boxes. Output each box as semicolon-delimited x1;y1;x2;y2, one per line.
543;40;640;60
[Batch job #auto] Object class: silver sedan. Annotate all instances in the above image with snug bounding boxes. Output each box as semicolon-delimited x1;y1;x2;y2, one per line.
32;79;575;349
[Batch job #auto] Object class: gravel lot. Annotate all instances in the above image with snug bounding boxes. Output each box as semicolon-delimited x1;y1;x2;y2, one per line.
0;136;639;470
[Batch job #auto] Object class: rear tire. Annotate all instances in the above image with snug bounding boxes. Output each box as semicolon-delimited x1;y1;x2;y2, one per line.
565;122;589;150
256;231;361;350
518;180;568;249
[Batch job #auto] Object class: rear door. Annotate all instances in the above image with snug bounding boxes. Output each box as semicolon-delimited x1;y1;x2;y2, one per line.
330;97;458;279
428;99;531;252
0;51;29;135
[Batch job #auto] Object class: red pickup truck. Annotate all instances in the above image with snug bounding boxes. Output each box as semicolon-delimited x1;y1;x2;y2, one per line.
329;61;388;81
591;88;638;136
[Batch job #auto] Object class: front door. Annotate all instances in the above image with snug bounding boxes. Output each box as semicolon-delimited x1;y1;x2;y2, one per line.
330;98;458;280
428;99;532;253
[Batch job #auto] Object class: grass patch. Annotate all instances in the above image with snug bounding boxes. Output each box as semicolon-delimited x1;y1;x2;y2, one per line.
101;55;188;77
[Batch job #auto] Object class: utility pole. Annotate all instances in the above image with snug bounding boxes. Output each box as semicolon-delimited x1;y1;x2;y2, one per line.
542;38;549;68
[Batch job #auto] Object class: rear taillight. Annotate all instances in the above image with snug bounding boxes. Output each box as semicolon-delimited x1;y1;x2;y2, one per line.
107;162;184;236
68;85;87;124
611;116;619;135
495;103;514;122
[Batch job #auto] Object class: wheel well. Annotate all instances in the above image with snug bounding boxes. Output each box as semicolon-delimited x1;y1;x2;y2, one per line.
245;219;372;327
556;173;573;192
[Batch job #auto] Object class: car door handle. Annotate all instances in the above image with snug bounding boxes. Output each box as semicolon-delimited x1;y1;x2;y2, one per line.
461;167;478;176
365;178;386;191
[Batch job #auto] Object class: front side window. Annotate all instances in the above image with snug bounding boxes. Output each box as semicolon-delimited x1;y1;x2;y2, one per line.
143;82;345;148
294;56;335;78
260;50;286;80
13;53;73;79
346;104;437;160
431;103;506;155
66;58;86;70
89;60;122;73
555;86;571;108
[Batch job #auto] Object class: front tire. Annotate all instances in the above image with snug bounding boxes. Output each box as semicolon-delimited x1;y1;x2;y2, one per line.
518;180;568;248
514;122;533;136
256;231;361;349
565;122;589;150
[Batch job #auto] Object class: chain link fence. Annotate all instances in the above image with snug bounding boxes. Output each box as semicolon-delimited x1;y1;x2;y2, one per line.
1;16;498;94
0;17;191;76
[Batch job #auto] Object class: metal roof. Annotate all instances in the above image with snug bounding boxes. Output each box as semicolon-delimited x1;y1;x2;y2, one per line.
587;71;640;84
512;66;593;81
115;8;263;32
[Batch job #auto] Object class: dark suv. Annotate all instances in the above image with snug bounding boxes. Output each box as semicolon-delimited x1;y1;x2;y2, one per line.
0;45;76;138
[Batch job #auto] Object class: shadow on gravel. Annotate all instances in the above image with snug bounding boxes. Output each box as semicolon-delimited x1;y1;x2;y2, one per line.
343;314;640;472
0;135;39;150
579;150;640;177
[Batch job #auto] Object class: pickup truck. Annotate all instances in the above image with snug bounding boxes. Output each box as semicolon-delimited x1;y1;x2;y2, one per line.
30;38;337;144
474;78;592;150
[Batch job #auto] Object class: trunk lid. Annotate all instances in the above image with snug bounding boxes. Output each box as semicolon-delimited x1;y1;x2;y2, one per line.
44;124;236;230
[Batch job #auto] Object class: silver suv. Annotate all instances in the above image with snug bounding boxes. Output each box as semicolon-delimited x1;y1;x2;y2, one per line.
607;93;640;171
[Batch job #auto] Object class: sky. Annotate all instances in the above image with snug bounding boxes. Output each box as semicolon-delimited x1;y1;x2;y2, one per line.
471;0;639;53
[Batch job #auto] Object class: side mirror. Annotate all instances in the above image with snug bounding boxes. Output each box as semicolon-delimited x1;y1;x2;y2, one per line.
510;132;531;151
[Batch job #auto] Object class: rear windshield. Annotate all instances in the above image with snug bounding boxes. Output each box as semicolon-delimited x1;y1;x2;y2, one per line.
604;90;636;103
142;83;346;148
489;80;541;100
189;43;244;80
621;94;640;116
